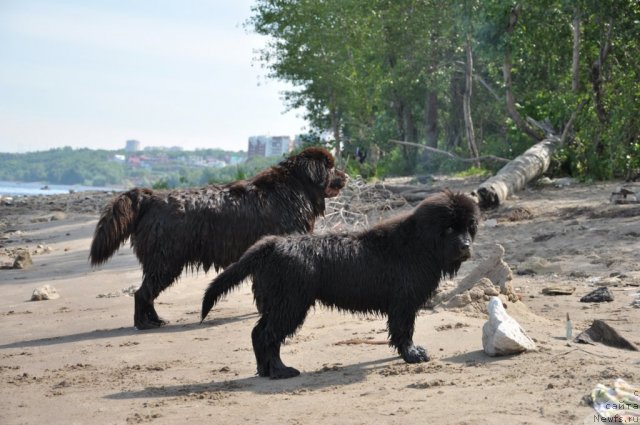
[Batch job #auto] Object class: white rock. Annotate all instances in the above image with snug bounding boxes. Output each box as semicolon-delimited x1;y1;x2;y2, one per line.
31;284;60;301
482;297;536;356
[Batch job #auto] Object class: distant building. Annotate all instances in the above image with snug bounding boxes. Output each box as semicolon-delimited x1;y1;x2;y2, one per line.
125;139;141;152
247;135;293;158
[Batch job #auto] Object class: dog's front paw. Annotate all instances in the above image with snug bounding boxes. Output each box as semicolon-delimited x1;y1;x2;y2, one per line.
401;344;430;363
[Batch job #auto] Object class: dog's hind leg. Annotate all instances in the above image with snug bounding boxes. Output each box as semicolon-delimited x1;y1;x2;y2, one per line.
252;306;309;379
251;317;271;377
134;267;183;330
387;307;430;363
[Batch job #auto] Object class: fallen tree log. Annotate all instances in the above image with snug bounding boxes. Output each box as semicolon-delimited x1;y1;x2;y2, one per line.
469;106;585;210
470;135;561;209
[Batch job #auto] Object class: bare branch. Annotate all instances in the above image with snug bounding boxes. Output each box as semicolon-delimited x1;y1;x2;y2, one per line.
389;139;510;164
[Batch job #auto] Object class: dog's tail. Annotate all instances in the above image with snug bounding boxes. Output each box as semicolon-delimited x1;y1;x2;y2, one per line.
201;237;276;322
89;188;153;266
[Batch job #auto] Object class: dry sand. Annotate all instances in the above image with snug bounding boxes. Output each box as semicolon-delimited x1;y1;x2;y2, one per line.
1;180;639;425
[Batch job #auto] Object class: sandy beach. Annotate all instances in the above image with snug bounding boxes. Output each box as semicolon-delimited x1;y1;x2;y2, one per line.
1;179;639;425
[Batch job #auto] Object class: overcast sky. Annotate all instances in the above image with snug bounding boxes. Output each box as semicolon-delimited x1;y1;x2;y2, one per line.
0;0;307;153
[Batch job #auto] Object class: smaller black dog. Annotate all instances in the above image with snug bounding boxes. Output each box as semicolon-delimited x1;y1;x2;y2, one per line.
201;190;480;379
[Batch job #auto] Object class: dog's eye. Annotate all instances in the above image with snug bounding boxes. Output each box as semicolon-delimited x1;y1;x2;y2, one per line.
444;226;454;235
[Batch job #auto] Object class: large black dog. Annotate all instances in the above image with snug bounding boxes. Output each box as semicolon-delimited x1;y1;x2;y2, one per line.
90;147;346;330
201;190;480;379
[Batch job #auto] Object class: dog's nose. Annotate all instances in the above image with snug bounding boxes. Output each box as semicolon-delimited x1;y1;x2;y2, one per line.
459;239;471;259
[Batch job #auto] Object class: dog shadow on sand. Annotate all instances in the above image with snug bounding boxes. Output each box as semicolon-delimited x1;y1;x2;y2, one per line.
105;350;517;398
0;312;258;350
105;356;399;398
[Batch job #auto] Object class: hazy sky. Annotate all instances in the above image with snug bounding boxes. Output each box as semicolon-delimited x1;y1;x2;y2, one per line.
0;0;307;153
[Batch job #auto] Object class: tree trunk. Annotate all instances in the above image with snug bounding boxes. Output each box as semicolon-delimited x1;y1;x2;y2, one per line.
503;6;543;142
446;75;464;150
424;91;438;148
463;36;480;167
572;8;581;92
590;19;613;125
471;135;560;210
329;92;341;161
402;104;418;171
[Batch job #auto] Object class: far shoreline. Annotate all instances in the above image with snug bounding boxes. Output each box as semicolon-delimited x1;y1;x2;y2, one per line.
0;180;125;197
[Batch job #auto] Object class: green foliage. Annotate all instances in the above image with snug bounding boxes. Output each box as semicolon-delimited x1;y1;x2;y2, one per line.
345;158;377;180
453;166;491;178
374;147;414;178
152;179;170;190
0;147;252;189
235;167;247;181
249;0;640;181
0;148;126;186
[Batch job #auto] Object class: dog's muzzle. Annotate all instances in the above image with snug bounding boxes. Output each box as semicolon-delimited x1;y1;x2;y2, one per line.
324;170;347;198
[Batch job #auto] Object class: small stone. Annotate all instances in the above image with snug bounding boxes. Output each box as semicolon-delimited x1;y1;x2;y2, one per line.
31;285;60;301
469;287;485;301
542;285;575;296
484;286;500;296
553;177;576;188
13;250;32;269
569;271;590;278
610;187;639;204
536;177;553;186
49;212;67;221
482;297;537;356
446;292;473;308
122;285;139;297
575;320;638;351
580;287;614;303
598;276;621;286
483;219;498;228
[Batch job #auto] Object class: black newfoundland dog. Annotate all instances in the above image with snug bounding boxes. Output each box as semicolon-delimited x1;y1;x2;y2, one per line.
90;147;346;330
201;190;480;379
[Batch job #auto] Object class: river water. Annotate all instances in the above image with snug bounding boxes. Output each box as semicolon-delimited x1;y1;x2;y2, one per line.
0;181;121;196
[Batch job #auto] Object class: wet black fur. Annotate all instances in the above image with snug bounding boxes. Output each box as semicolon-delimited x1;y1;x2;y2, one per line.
201;190;480;379
89;147;346;330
